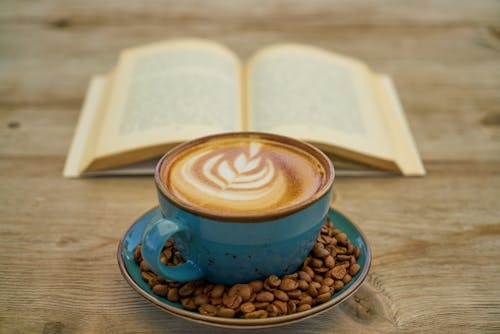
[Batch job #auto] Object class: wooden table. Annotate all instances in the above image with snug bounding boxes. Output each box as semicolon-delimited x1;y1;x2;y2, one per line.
1;1;499;332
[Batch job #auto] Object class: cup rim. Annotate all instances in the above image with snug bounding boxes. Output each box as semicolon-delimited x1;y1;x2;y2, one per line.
154;132;335;222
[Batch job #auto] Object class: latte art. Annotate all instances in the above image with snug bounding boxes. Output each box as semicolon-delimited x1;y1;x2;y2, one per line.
180;143;286;203
162;136;328;216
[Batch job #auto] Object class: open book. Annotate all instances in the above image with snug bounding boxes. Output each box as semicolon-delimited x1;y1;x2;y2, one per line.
64;39;425;177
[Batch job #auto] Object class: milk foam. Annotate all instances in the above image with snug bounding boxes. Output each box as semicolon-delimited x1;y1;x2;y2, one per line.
163;137;326;215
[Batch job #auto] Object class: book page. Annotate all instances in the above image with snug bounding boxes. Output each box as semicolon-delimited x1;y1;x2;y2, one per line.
247;44;395;162
373;75;426;175
63;75;108;177
95;39;242;159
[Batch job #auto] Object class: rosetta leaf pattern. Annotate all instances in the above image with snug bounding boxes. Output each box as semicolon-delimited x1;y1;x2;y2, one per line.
212;144;270;190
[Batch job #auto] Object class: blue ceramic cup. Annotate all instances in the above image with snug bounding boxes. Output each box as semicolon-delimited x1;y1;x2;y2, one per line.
141;132;335;285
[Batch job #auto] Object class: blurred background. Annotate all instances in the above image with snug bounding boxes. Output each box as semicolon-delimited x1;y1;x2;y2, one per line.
2;0;499;164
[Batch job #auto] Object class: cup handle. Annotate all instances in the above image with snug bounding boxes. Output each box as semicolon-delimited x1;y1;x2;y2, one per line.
141;216;204;282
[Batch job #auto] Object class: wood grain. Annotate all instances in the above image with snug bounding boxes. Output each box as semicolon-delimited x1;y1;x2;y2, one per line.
1;0;499;333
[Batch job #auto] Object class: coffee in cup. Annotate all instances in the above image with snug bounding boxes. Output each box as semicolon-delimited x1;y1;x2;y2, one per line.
142;132;334;285
160;135;327;218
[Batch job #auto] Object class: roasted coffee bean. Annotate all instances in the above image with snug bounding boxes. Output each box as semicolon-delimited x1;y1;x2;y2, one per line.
350;263;361;276
273;289;289;302
284;272;298;280
310;258;323;268
313;274;324;283
314;267;329;273
326;245;336;256
287;289;302;299
148;277;159;287
337;254;351;262
193;294;209;306
249;280;264;293
279;277;298;291
181;298;197;310
310;281;322;289
168;281;182;288
203;283;214;294
167;288;180;302
134;246;142;262
210;297;222;305
199;304;218;316
162;249;172;261
179;282;196;297
346;242;354;254
273;300;288;315
228;283;253;301
332;229;342;236
343;274;352;284
318;285;331;294
299;295;313;306
287;300;298;314
320;225;330;235
303;266;315;278
253;302;270;309
322;235;333;245
160;256;168;265
297;304;312;312
335;246;347;255
328;220;334;230
165;238;174;248
324;255;335;268
298;271;312;282
240;302;256;313
210;284;225;298
139;260;150;272
256;291;274;303
152;284;169;297
266;304;281;317
141;271;155;284
312;244;330;258
308;285;319;298
340;261;351;268
330;265;347;280
242;310;268;319
217;307;236;318
264;275;281;290
353;246;361;259
298;279;309;291
333;280;344;291
316;292;332;304
335;232;348;244
323;277;334;287
222;294;243;309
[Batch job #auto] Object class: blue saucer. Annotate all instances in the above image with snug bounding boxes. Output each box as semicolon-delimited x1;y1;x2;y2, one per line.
117;207;371;329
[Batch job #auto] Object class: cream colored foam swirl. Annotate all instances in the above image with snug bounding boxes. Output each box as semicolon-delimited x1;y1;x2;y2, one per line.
166;138;327;214
179;143;287;204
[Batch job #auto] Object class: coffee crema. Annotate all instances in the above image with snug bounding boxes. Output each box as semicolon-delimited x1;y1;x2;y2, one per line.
160;135;328;217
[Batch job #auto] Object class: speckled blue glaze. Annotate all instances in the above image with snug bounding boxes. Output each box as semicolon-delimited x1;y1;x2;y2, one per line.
141;189;332;285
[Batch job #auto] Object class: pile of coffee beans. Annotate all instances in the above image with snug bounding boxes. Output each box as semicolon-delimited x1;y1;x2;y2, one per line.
134;218;361;319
